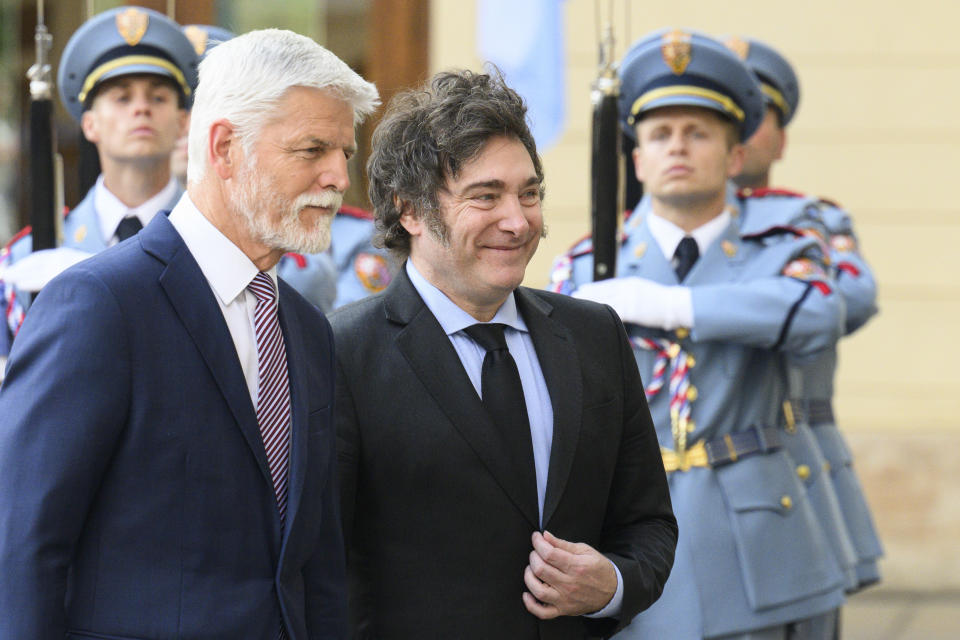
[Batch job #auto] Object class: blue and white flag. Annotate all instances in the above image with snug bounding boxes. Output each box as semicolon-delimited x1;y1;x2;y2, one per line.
477;0;566;150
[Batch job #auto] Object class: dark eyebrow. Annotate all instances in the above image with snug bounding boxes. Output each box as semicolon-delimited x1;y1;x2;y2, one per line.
461;176;540;192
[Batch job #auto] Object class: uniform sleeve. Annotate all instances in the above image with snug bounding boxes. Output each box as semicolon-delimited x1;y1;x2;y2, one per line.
821;207;878;335
0;268;130;638
590;305;678;635
690;237;845;357
279;252;338;314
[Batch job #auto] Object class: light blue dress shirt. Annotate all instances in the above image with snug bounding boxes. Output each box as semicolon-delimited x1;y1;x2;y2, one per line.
405;260;624;618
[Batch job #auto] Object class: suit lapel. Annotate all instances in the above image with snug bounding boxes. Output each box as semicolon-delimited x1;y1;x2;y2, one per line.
276;292;309;541
386;270;540;528
142;215;274;494
516;289;582;528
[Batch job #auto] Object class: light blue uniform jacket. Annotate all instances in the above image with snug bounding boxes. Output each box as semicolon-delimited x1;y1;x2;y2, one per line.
550;201;847;638
737;188;883;589
326;207;393;309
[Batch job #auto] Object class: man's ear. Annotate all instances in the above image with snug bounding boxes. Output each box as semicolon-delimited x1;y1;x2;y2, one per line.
726;143;746;178
632;144;647;184
80;109;100;144
397;198;422;237
208;119;237;180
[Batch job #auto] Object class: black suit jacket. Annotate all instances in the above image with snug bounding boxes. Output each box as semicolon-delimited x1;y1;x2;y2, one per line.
331;268;677;639
0;214;346;639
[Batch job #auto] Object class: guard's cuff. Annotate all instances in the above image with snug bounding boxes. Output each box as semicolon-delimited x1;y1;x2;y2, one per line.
583;560;623;619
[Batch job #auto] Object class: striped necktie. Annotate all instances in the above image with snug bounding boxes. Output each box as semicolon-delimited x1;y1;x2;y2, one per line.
247;272;292;527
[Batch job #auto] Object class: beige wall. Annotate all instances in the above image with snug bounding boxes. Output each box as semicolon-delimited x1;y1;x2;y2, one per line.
430;0;960;435
430;0;960;589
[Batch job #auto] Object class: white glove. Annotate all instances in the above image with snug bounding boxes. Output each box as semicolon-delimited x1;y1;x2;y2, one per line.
572;276;693;330
0;247;94;293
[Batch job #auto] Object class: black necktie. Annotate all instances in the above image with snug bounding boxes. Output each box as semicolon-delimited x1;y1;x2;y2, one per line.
673;236;699;281
115;216;143;241
464;323;537;506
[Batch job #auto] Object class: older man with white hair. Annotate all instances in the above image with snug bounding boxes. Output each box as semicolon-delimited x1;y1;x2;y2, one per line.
0;28;378;640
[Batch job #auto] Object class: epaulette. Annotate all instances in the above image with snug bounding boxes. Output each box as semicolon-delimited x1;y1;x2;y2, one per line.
336;205;374;221
738;186;806;199
816;196;843;209
741;224;805;241
3;225;33;252
567;232;593;258
283;252;307;269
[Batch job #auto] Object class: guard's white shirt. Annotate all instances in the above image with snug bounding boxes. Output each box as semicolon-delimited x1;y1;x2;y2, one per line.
168;193;272;405
94;175;179;246
646;207;731;266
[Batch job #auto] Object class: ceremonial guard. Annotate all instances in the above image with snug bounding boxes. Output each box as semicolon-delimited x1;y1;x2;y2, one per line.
0;7;197;357
727;36;883;591
550;30;848;638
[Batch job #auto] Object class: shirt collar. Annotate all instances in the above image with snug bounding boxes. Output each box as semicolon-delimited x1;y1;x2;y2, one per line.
405;260;527;336
647;207;732;258
95;175;179;243
167;193;272;306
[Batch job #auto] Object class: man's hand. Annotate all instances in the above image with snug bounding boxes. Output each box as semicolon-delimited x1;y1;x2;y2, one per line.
522;530;617;619
572;277;692;330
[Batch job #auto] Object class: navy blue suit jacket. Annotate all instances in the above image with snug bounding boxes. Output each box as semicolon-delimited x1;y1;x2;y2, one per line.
0;214;346;639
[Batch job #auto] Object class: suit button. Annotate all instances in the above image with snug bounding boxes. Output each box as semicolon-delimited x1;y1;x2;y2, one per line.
780;495;793;510
675;327;690;339
796;464;811;481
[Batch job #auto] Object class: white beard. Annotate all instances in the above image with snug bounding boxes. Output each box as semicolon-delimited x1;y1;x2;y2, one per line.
231;160;340;254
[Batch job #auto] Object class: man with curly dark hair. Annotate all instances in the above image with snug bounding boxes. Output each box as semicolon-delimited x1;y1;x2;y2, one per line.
330;69;677;639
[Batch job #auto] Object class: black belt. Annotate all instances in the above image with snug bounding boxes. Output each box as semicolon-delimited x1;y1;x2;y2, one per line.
703;426;782;467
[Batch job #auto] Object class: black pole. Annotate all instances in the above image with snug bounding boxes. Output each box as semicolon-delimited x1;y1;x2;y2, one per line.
590;26;621;281
28;98;56;250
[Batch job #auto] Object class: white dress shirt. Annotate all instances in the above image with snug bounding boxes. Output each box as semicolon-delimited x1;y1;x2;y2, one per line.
94;175;179;246
168;193;274;405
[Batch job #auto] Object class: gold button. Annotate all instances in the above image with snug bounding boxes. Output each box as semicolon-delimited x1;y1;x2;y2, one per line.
687;386;698;401
668;343;681;358
687;355;696;368
796;464;811;481
780;495;793;510
675;327;690;339
823;461;831;473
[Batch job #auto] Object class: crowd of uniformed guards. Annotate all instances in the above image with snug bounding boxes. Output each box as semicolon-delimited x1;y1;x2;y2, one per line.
0;7;880;640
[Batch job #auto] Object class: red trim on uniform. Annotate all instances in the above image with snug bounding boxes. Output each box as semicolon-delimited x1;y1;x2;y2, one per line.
337;205;373;220
284;252;307;268
837;261;860;277
738;186;806;199
817;196;843;209
4;225;32;251
741;224;805;240
812;281;833;295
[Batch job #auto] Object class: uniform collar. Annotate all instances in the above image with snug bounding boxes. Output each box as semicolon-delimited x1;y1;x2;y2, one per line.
646;207;731;259
94;175;179;244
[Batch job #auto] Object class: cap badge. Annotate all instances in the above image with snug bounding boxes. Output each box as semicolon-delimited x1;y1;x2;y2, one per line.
184;25;209;56
725;36;750;61
661;30;692;75
116;8;149;46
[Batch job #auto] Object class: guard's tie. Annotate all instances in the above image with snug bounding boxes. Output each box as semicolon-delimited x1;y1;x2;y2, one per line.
247;272;292;527
115;216;143;241
463;323;537;510
673;235;699;282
